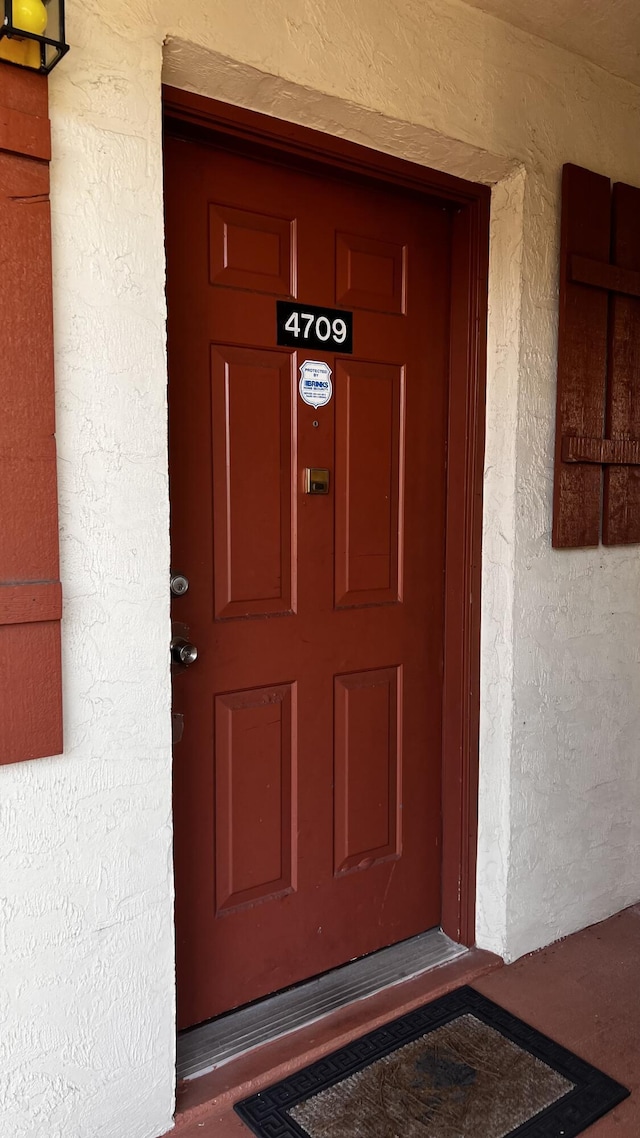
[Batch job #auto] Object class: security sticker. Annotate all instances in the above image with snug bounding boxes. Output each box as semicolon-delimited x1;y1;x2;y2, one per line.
299;360;333;409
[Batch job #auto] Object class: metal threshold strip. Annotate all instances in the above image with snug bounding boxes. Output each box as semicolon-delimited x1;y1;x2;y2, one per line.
177;928;467;1081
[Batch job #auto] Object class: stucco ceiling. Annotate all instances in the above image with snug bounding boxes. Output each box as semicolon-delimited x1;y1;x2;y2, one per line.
460;0;640;88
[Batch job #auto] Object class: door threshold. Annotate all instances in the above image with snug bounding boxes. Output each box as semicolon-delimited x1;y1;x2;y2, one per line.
177;928;466;1082
170;944;503;1137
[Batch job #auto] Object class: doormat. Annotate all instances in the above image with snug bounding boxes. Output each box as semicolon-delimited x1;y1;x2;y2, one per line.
235;986;629;1138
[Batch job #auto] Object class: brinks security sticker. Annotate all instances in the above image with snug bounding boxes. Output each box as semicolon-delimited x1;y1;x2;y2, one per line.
299;360;333;409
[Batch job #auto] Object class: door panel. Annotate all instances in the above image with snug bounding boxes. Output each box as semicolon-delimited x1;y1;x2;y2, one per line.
215;682;296;913
211;346;295;618
209;202;294;294
334;666;401;874
336;231;406;313
166;134;451;1028
335;360;403;606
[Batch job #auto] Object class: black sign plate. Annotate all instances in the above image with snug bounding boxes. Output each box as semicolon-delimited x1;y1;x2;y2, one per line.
277;301;353;353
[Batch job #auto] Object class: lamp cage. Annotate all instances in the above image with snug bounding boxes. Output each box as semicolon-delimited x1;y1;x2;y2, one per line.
0;0;69;74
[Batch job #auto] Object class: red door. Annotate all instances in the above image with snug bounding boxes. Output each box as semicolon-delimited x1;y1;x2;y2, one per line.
165;132;452;1029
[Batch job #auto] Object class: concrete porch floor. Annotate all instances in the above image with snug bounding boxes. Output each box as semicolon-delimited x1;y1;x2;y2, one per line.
170;905;640;1136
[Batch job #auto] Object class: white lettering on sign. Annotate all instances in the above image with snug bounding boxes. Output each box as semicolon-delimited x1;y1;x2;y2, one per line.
280;306;350;349
299;360;333;409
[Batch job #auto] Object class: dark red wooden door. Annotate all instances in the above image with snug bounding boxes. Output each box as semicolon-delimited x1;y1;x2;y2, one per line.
165;134;452;1029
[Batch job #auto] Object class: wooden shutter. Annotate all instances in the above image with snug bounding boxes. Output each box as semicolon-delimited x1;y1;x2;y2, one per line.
603;182;640;544
553;163;640;548
0;67;62;764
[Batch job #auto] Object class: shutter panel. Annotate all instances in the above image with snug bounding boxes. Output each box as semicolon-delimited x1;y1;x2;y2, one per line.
0;68;62;764
552;164;611;549
553;164;640;548
603;182;640;545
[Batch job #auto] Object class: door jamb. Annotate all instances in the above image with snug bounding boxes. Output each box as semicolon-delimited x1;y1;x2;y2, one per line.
162;86;490;948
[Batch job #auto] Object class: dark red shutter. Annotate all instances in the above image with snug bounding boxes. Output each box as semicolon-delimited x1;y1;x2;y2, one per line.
0;67;62;764
553;164;640;548
553;164;610;548
603;182;640;545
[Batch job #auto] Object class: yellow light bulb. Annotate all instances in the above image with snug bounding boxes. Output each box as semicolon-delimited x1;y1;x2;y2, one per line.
12;0;48;35
0;0;47;68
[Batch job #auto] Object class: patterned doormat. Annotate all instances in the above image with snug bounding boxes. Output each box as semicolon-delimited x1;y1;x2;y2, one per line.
235;986;629;1138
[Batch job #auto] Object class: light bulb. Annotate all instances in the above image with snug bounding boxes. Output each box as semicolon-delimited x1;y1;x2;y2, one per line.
12;0;48;35
0;0;47;68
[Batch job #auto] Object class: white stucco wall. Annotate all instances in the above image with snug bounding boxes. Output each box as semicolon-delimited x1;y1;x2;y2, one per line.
2;1;640;1135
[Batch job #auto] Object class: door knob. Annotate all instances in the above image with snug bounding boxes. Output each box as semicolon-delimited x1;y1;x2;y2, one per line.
171;637;198;666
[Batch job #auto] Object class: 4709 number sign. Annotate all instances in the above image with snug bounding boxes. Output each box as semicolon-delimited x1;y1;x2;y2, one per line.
276;301;353;353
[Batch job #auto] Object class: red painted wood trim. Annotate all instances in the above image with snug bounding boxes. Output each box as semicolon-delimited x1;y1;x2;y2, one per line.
570;253;640;300
441;197;489;947
0;102;51;160
0;67;62;765
164;87;490;949
0;581;62;624
552;164;611;548
563;437;640;465
162;86;488;206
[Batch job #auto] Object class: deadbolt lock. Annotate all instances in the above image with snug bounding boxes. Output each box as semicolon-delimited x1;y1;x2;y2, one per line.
170;572;189;597
304;468;330;495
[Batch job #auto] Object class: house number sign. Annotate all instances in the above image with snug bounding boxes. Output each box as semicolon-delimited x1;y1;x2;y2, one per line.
276;301;353;353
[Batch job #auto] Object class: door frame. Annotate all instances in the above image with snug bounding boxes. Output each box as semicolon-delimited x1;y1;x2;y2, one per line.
163;85;490;948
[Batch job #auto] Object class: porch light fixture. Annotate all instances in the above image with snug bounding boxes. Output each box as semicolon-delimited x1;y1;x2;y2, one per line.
0;0;68;73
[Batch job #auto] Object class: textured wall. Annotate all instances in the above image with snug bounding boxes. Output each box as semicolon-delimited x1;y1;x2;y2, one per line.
1;0;639;1136
461;0;640;88
0;26;175;1138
